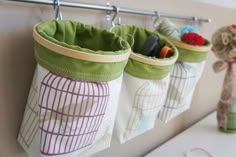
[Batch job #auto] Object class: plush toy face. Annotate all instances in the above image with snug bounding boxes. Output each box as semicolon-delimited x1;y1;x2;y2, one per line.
212;25;236;60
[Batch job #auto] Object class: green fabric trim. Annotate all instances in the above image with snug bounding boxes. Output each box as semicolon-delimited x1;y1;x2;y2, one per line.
125;58;172;80
112;25;178;80
176;39;211;62
35;20;130;81
157;33;211;62
35;42;128;82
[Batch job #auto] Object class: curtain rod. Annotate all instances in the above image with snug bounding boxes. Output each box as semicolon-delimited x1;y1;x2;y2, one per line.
6;0;211;23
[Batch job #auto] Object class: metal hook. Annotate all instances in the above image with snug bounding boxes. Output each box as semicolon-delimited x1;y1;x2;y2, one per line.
153;11;161;28
111;5;120;27
190;16;199;27
53;0;63;20
192;16;198;22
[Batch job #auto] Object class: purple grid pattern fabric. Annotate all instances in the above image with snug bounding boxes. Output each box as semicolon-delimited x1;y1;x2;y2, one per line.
39;72;110;155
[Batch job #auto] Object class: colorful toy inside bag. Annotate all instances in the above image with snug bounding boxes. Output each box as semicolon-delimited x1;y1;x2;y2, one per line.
156;19;211;123
17;20;131;157
111;25;178;143
212;24;236;133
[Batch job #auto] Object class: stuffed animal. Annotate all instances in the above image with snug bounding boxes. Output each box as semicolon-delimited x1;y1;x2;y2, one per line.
212;24;236;133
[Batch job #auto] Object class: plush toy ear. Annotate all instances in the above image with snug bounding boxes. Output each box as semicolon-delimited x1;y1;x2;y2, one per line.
221;32;231;45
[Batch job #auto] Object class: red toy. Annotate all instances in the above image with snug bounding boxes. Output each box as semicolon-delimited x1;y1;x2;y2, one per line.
181;32;205;46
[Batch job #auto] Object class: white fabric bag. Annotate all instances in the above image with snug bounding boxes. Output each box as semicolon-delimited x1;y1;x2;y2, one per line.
157;38;211;123
111;25;178;143
18;20;130;157
158;61;205;122
115;72;170;143
18;65;123;157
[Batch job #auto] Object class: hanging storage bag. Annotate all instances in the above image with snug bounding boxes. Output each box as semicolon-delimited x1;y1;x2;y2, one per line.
17;20;130;157
157;20;211;123
111;25;178;143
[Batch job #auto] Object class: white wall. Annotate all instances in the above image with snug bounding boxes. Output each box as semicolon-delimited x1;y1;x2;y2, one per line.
193;0;236;9
0;0;236;157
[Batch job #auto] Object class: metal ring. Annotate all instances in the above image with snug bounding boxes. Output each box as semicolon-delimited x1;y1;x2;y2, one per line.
123;34;134;48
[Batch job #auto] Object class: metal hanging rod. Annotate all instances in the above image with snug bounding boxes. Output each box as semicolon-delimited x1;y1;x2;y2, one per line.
6;0;211;23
